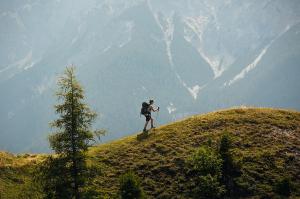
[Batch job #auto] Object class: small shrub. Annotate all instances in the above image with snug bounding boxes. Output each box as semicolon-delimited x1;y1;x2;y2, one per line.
193;174;225;199
274;177;292;197
119;171;145;199
188;146;225;198
219;133;232;158
189;146;222;177
206;137;213;147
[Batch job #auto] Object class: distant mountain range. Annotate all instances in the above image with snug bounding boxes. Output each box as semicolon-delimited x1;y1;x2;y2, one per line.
0;0;300;152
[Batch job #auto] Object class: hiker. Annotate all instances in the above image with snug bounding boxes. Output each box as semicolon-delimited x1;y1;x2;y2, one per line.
141;99;159;132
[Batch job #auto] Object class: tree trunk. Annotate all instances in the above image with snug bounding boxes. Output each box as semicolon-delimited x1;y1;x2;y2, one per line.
70;75;80;199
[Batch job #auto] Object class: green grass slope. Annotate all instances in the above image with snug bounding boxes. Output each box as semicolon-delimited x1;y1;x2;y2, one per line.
1;108;300;198
0;152;45;199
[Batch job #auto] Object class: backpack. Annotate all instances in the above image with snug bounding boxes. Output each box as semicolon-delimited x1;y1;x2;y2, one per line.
140;102;150;115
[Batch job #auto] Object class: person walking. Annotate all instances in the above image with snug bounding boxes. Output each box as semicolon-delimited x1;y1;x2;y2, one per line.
140;99;159;132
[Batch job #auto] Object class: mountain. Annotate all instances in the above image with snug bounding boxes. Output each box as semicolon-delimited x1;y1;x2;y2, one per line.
0;0;300;152
1;108;300;198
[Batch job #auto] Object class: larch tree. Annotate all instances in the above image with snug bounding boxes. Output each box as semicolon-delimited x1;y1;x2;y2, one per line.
42;66;101;199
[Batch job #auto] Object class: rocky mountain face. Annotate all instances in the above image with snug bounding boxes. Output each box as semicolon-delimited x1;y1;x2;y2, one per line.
0;0;299;152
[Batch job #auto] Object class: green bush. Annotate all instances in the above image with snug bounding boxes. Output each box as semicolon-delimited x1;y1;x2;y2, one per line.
189;146;222;177
274;177;292;197
119;171;145;199
188;146;225;198
219;133;232;158
193;174;225;199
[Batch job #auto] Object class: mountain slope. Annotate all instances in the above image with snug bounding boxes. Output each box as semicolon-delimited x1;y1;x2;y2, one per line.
195;22;300;114
1;108;300;198
1;0;300;153
221;22;300;108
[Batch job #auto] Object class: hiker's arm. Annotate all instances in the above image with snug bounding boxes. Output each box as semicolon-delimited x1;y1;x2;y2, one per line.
150;106;156;112
152;106;159;112
150;106;155;112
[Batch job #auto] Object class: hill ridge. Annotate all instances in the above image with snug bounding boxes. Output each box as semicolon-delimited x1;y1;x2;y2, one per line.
1;107;300;198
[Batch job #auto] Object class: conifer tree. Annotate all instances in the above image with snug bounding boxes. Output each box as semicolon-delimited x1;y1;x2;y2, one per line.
43;66;99;199
219;133;241;197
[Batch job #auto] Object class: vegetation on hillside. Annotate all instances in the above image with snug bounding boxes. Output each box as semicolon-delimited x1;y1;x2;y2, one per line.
0;152;45;199
187;145;225;198
0;108;299;198
119;171;145;199
37;67;103;199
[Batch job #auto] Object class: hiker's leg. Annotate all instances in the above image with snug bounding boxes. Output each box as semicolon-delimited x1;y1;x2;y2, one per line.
151;118;154;128
144;115;151;131
144;121;149;131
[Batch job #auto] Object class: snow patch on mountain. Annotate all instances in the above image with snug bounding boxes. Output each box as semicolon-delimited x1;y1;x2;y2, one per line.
225;46;270;86
0;51;33;75
164;16;175;66
184;16;208;42
71;23;86;46
151;8;175;66
224;25;293;86
148;1;207;99
24;61;36;70
119;21;135;48
183;16;227;78
102;45;111;53
34;76;55;95
199;51;225;78
188;85;202;100
167;102;176;114
175;73;205;100
16;51;33;70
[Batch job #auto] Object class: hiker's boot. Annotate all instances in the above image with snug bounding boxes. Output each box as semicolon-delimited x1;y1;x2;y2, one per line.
143;128;147;132
151;126;156;129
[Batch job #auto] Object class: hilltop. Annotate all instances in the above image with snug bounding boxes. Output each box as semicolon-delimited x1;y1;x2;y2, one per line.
0;108;300;198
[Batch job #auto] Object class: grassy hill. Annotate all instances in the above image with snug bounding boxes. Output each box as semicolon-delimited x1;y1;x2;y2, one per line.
0;152;45;198
1;108;300;198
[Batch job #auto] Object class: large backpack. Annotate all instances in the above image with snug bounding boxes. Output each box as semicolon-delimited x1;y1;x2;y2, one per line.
140;102;150;115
